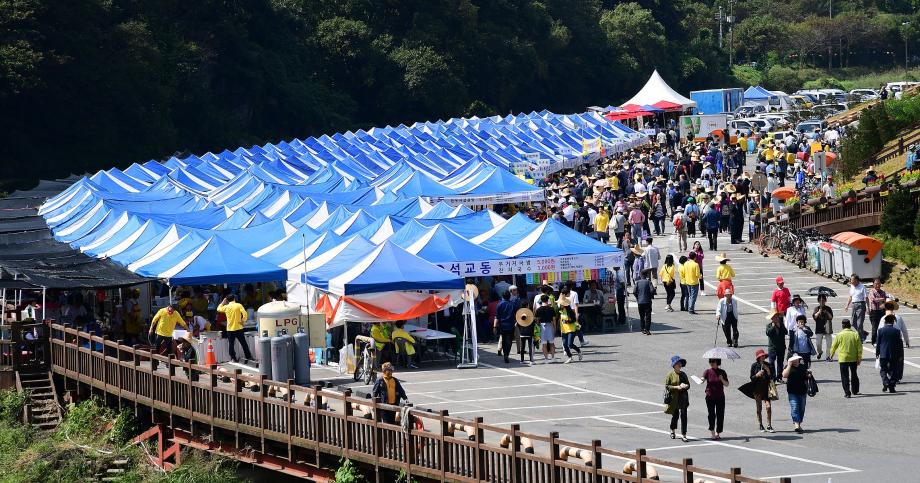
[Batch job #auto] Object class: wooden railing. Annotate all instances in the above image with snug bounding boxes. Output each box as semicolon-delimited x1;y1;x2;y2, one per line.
44;323;784;482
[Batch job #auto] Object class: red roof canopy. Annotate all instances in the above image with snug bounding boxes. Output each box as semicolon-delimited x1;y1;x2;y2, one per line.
652;100;683;111
605;111;653;121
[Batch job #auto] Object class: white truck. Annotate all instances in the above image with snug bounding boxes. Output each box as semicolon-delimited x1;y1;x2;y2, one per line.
679;114;729;143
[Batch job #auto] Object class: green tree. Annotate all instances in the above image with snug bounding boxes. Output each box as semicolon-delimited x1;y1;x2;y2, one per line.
881;189;918;240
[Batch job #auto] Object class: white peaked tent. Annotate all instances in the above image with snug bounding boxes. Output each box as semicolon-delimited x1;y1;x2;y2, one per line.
621;70;697;109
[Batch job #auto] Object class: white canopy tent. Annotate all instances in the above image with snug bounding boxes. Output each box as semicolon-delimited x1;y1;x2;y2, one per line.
621;70;697;110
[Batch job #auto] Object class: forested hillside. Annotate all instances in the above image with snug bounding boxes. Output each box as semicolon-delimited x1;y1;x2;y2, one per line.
1;0;917;182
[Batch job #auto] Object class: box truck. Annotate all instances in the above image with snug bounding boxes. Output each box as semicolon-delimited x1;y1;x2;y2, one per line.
690;88;744;115
679;114;729;143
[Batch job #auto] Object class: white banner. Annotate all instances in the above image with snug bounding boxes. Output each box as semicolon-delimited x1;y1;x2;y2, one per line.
435;252;624;278
432;190;545;205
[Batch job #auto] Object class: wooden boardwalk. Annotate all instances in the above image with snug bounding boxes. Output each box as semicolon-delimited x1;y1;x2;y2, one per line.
7;322;789;482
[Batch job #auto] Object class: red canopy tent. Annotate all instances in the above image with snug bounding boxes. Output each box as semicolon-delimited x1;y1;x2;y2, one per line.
605;110;653;121
651;100;683;111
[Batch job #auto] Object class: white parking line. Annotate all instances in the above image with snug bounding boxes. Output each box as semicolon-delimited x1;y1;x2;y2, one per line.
646;441;716;451
592;416;859;476
401;374;516;385
492;410;661;425
862;344;920;369
417;390;585;404
448;398;633;415
412;382;553;395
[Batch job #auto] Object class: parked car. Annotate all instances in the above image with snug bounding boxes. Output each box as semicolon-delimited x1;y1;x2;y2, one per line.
733;104;768;117
848;89;879;102
795;119;827;134
818;89;847;103
728;117;770;136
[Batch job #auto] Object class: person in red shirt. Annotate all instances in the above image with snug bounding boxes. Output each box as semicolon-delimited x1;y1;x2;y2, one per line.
771;276;791;313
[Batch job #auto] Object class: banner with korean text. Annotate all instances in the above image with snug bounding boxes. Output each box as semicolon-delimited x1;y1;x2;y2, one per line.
435;251;623;280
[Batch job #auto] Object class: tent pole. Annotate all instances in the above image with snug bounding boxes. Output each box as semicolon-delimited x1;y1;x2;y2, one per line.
1;288;5;324
42;287;46;322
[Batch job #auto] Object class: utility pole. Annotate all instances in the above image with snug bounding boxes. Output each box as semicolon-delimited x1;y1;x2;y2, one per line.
828;0;833;70
728;0;735;66
718;6;723;49
904;22;911;74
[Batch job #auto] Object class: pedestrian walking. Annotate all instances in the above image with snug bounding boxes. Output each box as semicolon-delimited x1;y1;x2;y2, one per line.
148;304;188;365
558;295;582;363
643;237;660;287
664;355;690;442
371;363;408;424
715;289;740;347
877;314;905;393
702;358;729;440
866;278;888;345
782;355;810;433
691;242;705;294
493;291;516;363
703;203;720;250
715;253;735;281
770;276;791;314
788;315;815;368
829;319;862;398
534;295;557;363
884;299;911;348
634;271;655;335
784;294;807;338
612;266;627;326
631;245;645;287
765;311;788;382
843;275;868;342
683;252;702;314
217;295;253;363
659;254;677;312
673;206;688;251
677;255;689;311
748;349;775;432
812;294;833;361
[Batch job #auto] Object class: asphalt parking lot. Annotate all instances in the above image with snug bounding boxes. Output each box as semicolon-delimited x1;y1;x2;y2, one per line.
323;230;919;482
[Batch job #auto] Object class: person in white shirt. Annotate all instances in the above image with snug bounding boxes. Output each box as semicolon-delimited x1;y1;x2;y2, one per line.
843;275;868;342
822;177;836;199
884;299;911;348
715;289;740;347
642;237;661;286
784;294;807;332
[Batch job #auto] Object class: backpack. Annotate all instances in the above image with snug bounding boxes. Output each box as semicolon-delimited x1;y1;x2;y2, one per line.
673;215;683;230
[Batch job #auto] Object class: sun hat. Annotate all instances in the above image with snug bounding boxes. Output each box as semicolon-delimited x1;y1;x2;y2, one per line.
630;246;644;256
765;309;782;321
754;349;767;360
792;294;803;302
716;253;730;262
670;355;687;368
788;354;803;363
557;294;571;307
775;276;784;284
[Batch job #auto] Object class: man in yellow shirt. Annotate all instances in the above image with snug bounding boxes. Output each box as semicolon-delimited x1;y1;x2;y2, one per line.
217;294;252;362
738;134;748;153
594;207;611;243
683;252;702;314
149;304;188;359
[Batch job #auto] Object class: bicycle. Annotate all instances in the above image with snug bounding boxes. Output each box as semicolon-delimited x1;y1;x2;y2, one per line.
353;335;378;385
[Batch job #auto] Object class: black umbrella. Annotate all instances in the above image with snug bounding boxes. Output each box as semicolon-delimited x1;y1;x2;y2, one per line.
807;286;837;297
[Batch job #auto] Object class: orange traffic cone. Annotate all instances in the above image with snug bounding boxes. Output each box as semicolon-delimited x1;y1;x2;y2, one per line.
205;338;217;366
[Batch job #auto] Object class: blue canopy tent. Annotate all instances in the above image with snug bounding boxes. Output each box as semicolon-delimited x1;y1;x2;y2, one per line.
138;236;286;285
321;241;464;296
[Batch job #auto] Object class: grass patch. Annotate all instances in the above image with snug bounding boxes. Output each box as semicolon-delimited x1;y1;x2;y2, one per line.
877;234;920;268
0;391;244;482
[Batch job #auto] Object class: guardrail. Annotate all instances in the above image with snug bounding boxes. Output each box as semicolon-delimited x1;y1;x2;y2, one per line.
41;323;787;483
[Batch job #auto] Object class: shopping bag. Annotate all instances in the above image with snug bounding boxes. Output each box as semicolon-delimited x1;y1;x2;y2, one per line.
806;374;819;397
767;380;779;401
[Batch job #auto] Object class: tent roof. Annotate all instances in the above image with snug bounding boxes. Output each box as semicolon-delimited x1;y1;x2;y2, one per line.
396;223;507;265
325;241;464;295
621;70;696;109
140;236;286;284
744;85;774;100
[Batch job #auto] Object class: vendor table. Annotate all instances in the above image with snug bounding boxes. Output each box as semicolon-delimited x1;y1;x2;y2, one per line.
405;323;456;362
